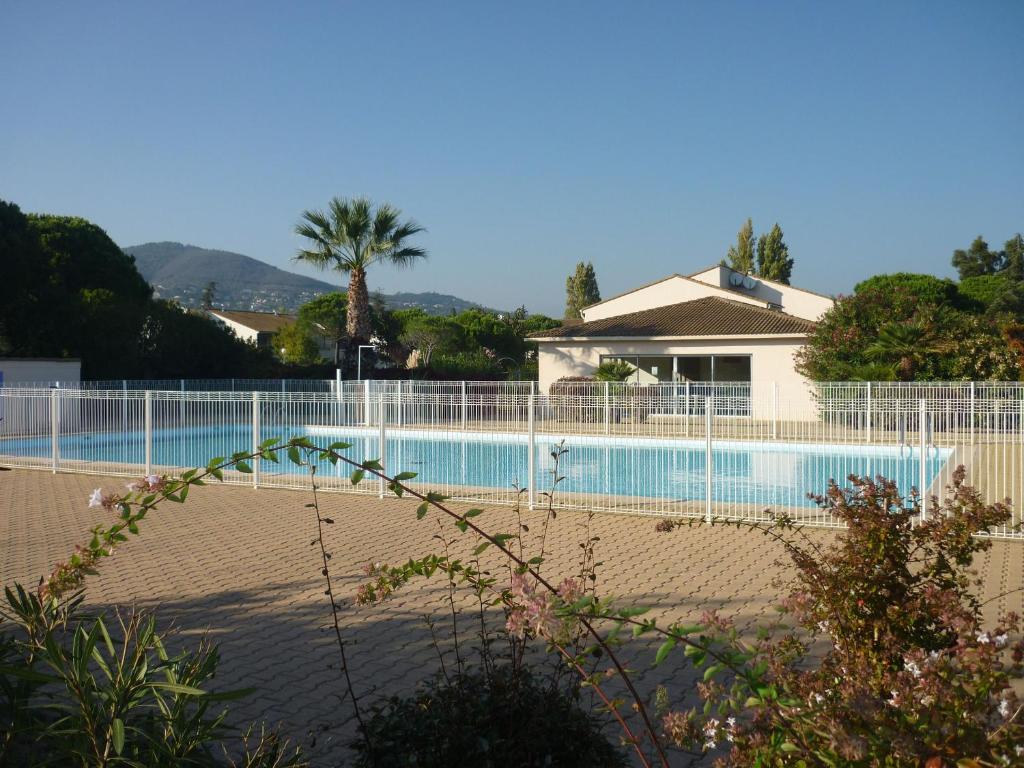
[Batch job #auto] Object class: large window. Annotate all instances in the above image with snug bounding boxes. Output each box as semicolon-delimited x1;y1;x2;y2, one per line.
601;354;751;383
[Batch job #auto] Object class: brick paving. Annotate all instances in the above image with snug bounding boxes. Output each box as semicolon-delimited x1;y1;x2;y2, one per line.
1;467;1021;766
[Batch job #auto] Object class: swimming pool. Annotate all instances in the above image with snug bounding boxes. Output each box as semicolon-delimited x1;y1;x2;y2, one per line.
0;424;951;511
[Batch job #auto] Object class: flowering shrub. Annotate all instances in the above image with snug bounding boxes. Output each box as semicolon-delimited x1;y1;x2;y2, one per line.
652;469;1024;766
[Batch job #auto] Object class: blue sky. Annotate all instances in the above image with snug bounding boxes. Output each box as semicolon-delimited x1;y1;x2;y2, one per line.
3;1;1022;315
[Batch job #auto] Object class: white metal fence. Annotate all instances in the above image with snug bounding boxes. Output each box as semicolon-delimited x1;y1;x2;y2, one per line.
1;381;1021;538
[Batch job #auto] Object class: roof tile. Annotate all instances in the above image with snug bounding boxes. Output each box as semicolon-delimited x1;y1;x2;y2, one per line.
530;296;815;339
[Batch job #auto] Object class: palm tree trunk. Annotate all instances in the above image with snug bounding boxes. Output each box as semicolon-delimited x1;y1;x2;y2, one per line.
346;268;373;342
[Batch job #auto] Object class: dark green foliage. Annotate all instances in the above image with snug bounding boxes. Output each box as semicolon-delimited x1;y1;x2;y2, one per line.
952;235;1001;278
0;200;273;378
755;223;793;284
565;262;601;319
854;272;962;309
795;280;1020;381
351;666;627;768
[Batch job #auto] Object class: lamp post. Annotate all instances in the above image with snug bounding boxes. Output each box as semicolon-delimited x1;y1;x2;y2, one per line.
356;344;376;381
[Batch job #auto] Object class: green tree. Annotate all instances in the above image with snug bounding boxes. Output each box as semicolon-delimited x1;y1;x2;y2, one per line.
564;262;601;319
756;223;793;284
400;314;461;367
294;197;427;343
724;217;756;273
595;359;635;382
1001;233;1024;281
865;321;944;381
854;273;962;308
272;320;321;365
200;281;216;309
952;236;1001;279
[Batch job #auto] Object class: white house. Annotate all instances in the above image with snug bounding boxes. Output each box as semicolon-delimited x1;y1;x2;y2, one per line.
208;309;297;349
530;265;834;402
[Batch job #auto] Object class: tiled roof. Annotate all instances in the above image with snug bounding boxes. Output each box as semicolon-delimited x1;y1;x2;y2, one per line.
530;296;815;339
209;310;297;333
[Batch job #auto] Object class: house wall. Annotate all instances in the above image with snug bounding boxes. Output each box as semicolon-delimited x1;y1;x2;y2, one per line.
581;275;764;321
536;337;813;414
689;266;833;321
0;358;81;386
211;316;260;345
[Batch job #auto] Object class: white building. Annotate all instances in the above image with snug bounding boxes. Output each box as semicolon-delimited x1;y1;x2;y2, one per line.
0;357;81;387
208;309;297;349
530;265;834;402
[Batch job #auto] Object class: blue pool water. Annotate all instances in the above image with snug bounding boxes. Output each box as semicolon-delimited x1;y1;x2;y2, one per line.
1;424;951;509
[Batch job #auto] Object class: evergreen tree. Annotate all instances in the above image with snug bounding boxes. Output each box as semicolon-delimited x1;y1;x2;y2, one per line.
952;236;1001;279
724;218;756;273
756;223;793;284
564;261;601;319
1002;234;1024;281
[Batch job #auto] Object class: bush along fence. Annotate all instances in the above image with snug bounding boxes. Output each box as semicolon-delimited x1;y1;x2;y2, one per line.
1;381;1023;537
5;438;1021;766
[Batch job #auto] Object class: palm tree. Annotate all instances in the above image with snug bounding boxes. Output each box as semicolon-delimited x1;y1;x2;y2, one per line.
294;197;427;343
865;321;944;381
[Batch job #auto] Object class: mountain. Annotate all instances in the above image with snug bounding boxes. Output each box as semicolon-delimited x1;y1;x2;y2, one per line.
123;242;493;315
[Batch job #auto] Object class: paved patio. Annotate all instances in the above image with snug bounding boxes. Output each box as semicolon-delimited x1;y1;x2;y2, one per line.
2;467;1022;766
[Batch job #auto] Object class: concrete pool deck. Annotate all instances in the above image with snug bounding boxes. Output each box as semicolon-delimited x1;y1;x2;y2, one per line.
2;467;1022;766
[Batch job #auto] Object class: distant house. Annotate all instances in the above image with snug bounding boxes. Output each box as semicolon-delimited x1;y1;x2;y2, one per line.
0;357;81;387
529;265;834;399
208;309;297;349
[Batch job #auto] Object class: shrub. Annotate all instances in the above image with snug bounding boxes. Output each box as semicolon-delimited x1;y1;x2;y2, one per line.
654;469;1024;765
351;665;627;768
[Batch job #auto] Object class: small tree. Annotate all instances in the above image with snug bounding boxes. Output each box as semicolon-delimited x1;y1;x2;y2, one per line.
273;321;321;365
200;281;216;310
952;235;1001;279
724;217;756;273
756;223;793;284
594;359;635;382
564;262;601;319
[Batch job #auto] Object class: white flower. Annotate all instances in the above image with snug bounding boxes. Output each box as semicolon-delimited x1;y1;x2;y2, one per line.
920;694;934;706
146;474;160;486
812;693;825;704
725;716;737;742
817;620;829;633
994;633;1009;649
904;660;921;678
998;699;1011;718
88;488;103;508
1015;745;1024;756
889;691;900;706
976;631;991;645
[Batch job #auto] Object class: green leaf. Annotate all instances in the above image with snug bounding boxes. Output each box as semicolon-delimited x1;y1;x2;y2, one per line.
150;681;207;696
328;441;351;451
703;663;724;681
464;508;484;518
780;743;799;753
362;459;383;471
287;446;302;465
394;471;418;481
473;542;490;555
416;502;429;520
654;638;676;666
236;461;252;474
350;470;365;486
111;718;125;755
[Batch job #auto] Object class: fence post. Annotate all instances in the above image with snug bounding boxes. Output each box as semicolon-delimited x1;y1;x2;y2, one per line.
252;391;260;489
705;397;713;523
969;381;976;445
528;392;536;511
378;393;386;498
604;381;610;435
364;379;371;427
919;398;928;522
771;381;779;440
50;388;59;473
144;390;152;477
461;380;467;431
335;369;342;401
866;382;872;443
397;380;403;427
684;381;691;437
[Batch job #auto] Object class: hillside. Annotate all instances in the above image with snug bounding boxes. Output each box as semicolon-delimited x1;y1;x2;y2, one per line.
124;242;492;315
